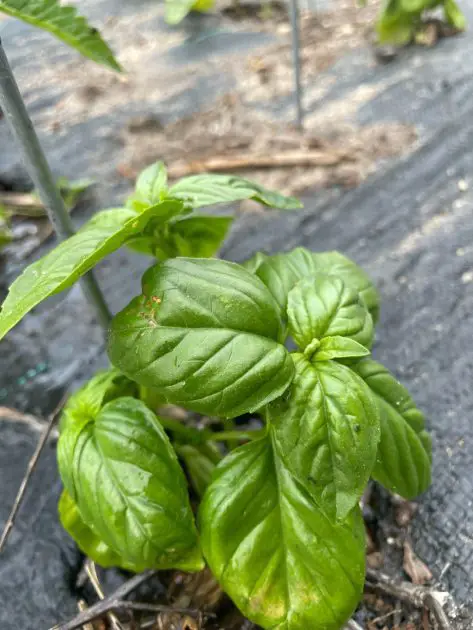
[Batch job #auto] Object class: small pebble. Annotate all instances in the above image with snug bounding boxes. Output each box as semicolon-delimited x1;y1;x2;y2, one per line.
461;270;473;284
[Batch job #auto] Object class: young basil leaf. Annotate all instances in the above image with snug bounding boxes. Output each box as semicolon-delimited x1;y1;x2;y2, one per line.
168;174;302;210
242;251;267;274
55;177;95;211
128;216;233;260
249;247;380;323
314;251;379;322
314;336;370;361
200;437;366;630
267;353;380;522
287;275;374;352
108;258;294;418
59;489;125;568
127;162;168;211
57;397;204;572
0;200;185;340
59;368;138;433
159;216;233;259
353;359;432;499
177;442;220;498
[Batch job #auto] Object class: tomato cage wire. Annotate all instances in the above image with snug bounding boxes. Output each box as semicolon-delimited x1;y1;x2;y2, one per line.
0;38;111;330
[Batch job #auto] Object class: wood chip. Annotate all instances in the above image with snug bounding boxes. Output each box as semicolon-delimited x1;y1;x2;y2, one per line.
403;541;433;585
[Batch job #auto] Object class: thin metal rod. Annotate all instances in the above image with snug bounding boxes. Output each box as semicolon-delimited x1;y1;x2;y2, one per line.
0;39;111;329
289;0;304;129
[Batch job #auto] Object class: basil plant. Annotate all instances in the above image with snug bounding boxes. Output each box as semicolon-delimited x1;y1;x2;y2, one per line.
0;163;431;630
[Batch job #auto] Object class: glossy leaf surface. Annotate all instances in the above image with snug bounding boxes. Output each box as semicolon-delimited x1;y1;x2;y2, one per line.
267;354;380;521
287;275;373;351
168;174;302;210
59;489;124;567
200;437;365;630
314;336;370;361
354;359;431;498
57;397;203;572
59;368;137;434
248;247;380;323
108;258;294;418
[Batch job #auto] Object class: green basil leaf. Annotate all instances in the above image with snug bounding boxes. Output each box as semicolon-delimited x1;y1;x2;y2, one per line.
55;177;95;211
444;0;466;29
168;174;302;210
108;258;294;418
127;162;168;211
287;275;374;351
314;336;370;361
353;359;431;498
242;251;267;274
200;437;365;630
0;200;184;340
161;215;233;259
57;397;203;572
400;0;425;12
59;368;138;434
250;247;380;323
165;0;195;24
59;489;125;568
165;0;214;23
177;442;220;497
0;0;121;71
267;354;380;521
376;0;415;45
129;215;233;260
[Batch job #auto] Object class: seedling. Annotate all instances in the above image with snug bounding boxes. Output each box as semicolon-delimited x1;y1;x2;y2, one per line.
0;163;431;629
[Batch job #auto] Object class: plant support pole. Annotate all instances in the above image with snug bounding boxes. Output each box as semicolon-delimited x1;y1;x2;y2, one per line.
289;0;304;128
0;38;111;330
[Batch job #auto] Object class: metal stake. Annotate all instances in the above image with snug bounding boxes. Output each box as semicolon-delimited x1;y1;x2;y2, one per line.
0;38;111;330
289;0;304;128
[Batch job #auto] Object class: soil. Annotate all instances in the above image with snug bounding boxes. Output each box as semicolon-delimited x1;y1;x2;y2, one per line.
115;0;418;198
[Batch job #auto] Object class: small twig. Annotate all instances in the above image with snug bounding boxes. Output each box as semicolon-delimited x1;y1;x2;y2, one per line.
0;191;44;216
0;394;67;553
51;570;156;630
76;601;94;630
365;568;452;630
115;601;210;616
85;559;124;630
424;593;452;629
370;609;398;625
0;406;58;436
168;150;353;178
345;619;363;630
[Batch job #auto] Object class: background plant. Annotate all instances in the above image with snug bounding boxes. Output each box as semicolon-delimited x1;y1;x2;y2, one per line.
376;0;466;44
165;0;215;25
0;0;216;69
0;0;119;69
0;163;432;630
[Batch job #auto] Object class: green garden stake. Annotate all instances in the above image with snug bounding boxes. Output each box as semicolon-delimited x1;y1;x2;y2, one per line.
0;38;111;330
289;0;304;128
